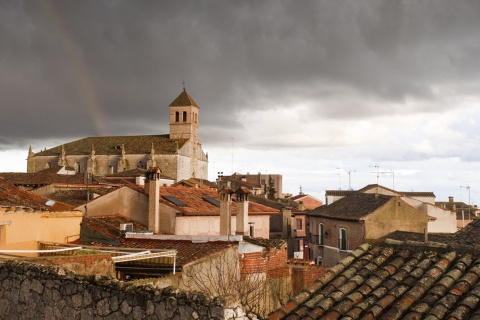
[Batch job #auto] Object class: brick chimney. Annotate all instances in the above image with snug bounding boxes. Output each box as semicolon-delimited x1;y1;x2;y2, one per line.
146;167;161;233
219;187;234;235
235;186;252;236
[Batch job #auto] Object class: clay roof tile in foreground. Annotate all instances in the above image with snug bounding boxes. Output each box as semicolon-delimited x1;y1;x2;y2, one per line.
269;240;480;319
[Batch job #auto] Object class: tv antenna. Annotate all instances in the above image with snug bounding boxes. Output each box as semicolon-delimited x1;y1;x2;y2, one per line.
347;170;356;190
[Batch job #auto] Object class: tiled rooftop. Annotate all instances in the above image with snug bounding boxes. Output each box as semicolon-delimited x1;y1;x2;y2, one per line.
0;166;86;186
0;178;74;211
48;187;117;207
78;215;235;267
34;135;188;157
306;193;393;221
243;236;286;250
169;89;199;108
159;186;279;216
269;240;480;319
326;185;436;199
448;219;480;248
384;231;452;244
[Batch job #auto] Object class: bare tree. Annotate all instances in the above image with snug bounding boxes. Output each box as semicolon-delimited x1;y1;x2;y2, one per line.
181;248;292;319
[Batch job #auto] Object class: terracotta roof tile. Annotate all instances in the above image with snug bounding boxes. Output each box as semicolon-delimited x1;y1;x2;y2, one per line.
268;240;480;320
0;166;86;186
0;178;74;211
169;89;199;108
306;193;392;221
78;215;236;267
159;186;279;216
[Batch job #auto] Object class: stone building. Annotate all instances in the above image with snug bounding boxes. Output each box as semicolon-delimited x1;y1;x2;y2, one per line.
26;89;208;182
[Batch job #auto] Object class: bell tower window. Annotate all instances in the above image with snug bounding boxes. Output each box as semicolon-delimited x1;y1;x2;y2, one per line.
175;111;179;122
183;111;187;122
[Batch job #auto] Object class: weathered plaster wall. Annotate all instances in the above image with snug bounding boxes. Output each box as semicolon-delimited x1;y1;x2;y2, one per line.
175;215;271;239
365;199;428;240
0;260;249;320
0;209;82;251
81;187;148;226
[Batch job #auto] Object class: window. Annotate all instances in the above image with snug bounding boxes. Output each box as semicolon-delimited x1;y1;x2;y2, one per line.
183;111;187;122
319;223;324;245
296;218;303;231
76;162;81;173
175;111;179;122
339;228;347;250
194;113;197;123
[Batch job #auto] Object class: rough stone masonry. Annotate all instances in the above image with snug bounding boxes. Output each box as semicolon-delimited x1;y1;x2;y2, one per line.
0;260;250;320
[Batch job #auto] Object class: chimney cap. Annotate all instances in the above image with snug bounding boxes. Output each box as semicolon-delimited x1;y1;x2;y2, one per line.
218;187;234;195
235;186;252;195
146;167;162;174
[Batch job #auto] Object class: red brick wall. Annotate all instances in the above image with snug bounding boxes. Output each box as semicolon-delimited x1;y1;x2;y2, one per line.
240;245;289;279
290;262;328;295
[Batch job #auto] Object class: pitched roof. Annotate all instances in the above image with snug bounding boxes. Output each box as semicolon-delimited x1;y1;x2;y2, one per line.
448;219;480;247
158;186;279;216
402;191;436;198
34;135;187;157
326;185;436;199
48;187;118;207
0;166;86;186
81;215;148;239
325;190;357;197
243;236;286;250
306;193;392;221
78;215;234;267
169;89;199;108
0;178;74;211
384;230;453;243
269;240;480;319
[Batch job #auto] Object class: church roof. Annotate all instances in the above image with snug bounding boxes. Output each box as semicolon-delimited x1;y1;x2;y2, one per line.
169;89;199;108
34;135;188;156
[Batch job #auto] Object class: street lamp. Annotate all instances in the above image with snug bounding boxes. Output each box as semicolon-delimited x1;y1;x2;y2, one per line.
460;185;471;220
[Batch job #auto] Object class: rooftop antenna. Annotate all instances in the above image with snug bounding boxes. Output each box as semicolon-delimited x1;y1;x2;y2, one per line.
347;170;356;190
336;167;342;190
231;137;234;174
379;170;395;190
370;164;380;195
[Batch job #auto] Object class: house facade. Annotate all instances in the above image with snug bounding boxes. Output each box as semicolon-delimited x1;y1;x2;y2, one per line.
307;192;431;266
0;179;82;253
325;184;456;233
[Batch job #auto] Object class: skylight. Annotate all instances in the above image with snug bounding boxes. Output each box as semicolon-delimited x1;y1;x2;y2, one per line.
203;197;220;207
162;195;187;207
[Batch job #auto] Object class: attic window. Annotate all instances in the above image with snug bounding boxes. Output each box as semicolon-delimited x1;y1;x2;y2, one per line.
162;195;187;207
203;197;220;207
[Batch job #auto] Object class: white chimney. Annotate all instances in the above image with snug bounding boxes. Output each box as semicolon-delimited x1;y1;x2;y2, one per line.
146;167;161;233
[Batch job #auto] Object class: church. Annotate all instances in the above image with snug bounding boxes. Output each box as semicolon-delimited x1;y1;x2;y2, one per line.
27;89;208;182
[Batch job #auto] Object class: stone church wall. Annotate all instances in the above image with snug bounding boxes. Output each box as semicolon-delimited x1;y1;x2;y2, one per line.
0;260;250;320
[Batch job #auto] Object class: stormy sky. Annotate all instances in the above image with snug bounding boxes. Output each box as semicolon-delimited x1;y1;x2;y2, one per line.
1;0;480;203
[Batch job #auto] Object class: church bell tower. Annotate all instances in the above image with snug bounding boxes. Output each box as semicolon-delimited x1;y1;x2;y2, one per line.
169;87;199;143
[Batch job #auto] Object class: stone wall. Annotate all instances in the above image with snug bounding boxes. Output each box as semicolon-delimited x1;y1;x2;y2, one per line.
0;260;250;320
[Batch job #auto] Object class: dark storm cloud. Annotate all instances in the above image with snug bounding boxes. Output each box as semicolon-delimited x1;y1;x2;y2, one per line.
1;0;480;150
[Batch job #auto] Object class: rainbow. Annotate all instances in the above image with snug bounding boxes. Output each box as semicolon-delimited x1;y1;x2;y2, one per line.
40;0;107;136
